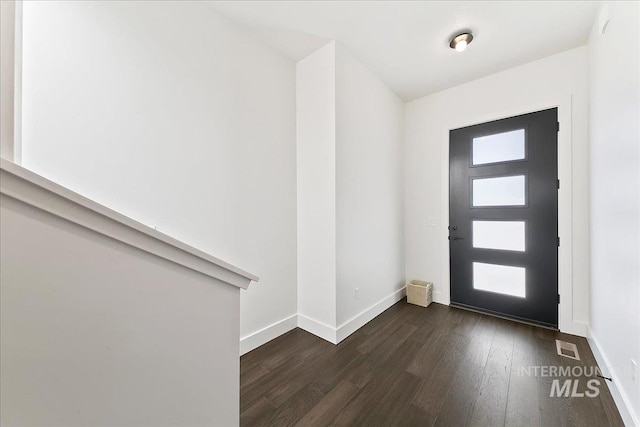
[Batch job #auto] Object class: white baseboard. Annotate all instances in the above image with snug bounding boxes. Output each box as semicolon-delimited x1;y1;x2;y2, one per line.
587;328;638;427
241;288;408;355
240;314;297;356
297;288;408;345
297;314;337;344
336;287;406;343
432;290;448;305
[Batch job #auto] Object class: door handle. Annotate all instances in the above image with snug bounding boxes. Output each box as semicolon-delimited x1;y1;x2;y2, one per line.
448;236;464;241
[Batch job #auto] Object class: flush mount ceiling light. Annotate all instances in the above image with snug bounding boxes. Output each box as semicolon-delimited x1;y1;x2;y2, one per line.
450;32;473;52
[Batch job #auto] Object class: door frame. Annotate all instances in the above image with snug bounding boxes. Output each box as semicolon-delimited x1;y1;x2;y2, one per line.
439;96;584;336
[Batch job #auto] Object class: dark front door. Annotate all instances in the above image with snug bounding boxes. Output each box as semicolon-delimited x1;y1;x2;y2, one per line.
449;108;559;328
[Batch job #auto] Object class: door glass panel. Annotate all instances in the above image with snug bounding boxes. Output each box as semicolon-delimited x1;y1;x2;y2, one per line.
473;129;525;165
473;262;526;298
473;175;525;206
473;221;525;251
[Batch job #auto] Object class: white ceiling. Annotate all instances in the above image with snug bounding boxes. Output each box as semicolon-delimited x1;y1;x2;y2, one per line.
210;1;601;101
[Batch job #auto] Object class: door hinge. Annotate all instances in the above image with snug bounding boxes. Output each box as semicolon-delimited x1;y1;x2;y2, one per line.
556;122;560;132
557;179;560;189
557;294;561;304
557;237;560;247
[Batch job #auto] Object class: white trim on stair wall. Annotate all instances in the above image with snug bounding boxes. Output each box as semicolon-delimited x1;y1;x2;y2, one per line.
0;159;259;290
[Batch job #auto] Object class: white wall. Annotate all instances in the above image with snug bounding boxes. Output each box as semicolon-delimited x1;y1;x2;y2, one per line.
296;42;337;332
0;0;16;160
587;2;640;424
1;191;240;426
404;47;589;334
335;44;405;327
18;1;297;347
296;42;405;343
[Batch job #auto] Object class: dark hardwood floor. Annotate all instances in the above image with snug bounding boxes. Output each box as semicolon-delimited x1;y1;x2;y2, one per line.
240;300;624;426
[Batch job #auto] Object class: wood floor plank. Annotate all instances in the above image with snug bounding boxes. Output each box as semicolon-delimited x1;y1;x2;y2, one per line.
406;308;459;378
310;350;368;394
599;380;626;427
331;338;424;426
263;341;339;407
293;380;358;427
535;329;577;427
394;404;431;426
265;384;325;426
241;396;277;427
400;301;434;328
363;322;418;366
411;332;471;419
452;309;482;338
433;316;493;427
356;320;407;356
329;367;398;425
240;300;623;426
361;302;406;335
432;356;484;426
241;362;272;391
241;356;307;410
340;322;418;390
242;328;316;370
468;324;515;427
464;313;497;367
339;358;377;390
492;315;518;344
242;333;330;409
405;304;454;345
360;371;422;426
505;322;541;427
